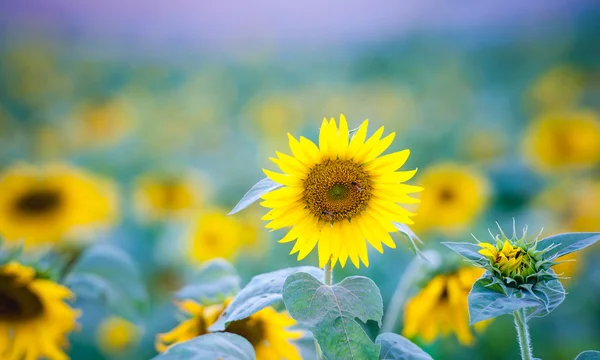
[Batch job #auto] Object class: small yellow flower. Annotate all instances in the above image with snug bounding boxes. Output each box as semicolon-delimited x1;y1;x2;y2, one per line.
261;115;421;268
97;316;140;356
134;171;207;222
187;209;245;263
528;65;583;111
68;99;136;149
156;298;302;360
412;163;489;233
522;110;600;172
0;163;118;248
0;261;80;360
403;267;489;345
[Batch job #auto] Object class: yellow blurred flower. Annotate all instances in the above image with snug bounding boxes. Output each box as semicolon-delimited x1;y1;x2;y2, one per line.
412;163;489;233
134;171;207;222
97;316;140;356
244;93;305;141
523;110;600;172
0;163;118;248
534;180;600;232
156;298;302;359
68;99;136;149
528;66;583;112
0;261;79;360
403;266;489;345
187;209;244;263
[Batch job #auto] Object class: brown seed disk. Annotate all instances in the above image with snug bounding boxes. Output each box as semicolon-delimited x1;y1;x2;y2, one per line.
303;159;372;223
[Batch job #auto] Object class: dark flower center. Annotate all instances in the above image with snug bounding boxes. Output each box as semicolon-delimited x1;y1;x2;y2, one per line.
303;159;372;223
0;274;44;321
438;187;455;203
225;317;265;347
14;189;62;215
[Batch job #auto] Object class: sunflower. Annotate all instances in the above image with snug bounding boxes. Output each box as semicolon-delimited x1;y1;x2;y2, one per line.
522;110;600;172
156;298;302;360
187;209;245;263
97;316;140;356
403;266;489;346
0;163;118;248
0;261;79;360
261;115;421;268
411;163;489;233
528;65;583;112
134;171;206;222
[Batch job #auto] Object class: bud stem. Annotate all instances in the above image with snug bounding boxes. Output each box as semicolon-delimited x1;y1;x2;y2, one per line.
315;261;333;360
513;308;534;360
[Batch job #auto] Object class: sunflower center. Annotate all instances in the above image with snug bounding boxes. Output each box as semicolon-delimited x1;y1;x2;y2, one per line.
438;188;455;203
225;317;265;347
0;275;43;321
303;159;372;223
14;189;62;215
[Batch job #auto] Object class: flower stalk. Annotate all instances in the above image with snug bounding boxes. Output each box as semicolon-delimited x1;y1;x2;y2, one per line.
315;261;333;360
513;308;534;360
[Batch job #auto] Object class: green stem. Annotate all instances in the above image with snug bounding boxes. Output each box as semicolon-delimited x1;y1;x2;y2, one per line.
513;309;534;360
315;261;333;360
381;270;411;333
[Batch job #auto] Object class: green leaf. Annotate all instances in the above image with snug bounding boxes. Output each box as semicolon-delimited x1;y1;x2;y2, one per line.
376;333;433;360
65;245;147;319
229;177;282;215
176;259;240;304
393;222;425;257
468;276;539;323
524;278;566;319
575;350;600;360
153;333;255;360
442;242;487;263
536;232;600;260
282;272;382;360
209;266;323;331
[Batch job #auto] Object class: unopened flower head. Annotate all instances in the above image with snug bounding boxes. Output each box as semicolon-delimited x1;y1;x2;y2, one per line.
477;225;556;286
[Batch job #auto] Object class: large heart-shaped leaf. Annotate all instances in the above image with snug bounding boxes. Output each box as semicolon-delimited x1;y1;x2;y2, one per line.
229;177;282;215
536;232;600;260
376;333;433;360
575;350;600;360
153;333;255;360
210;266;323;331
176;259;240;304
283;272;382;360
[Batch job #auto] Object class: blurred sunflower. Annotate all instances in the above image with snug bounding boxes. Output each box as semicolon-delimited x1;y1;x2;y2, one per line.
0;261;79;360
261;115;421;268
187;209;244;263
528;65;583;112
534;180;600;232
134;171;207;222
403;266;489;345
156;299;302;359
0;163;118;248
411;163;489;233
67;99;136;149
523;110;600;172
244;93;304;141
97;316;140;356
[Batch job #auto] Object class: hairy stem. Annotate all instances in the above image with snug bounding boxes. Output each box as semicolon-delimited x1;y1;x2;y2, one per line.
513;309;534;360
315;261;333;360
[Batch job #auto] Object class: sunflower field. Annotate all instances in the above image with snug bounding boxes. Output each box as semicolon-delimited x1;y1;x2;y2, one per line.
0;2;599;360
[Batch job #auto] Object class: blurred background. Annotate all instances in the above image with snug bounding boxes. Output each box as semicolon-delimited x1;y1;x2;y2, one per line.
1;1;599;359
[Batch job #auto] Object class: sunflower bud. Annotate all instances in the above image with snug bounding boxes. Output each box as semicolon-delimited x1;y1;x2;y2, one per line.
476;226;556;286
